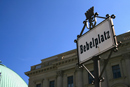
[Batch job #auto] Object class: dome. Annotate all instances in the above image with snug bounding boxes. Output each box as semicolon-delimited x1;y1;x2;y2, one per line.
0;64;28;87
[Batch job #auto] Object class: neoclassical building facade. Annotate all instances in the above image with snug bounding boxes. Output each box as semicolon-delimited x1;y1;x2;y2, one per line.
25;32;130;87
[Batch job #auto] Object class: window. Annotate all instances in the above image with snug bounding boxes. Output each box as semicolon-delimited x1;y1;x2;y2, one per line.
112;64;121;78
50;81;55;87
67;76;73;87
88;71;94;84
36;65;41;69
36;84;41;87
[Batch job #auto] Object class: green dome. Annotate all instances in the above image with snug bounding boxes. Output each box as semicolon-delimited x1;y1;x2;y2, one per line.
0;64;28;87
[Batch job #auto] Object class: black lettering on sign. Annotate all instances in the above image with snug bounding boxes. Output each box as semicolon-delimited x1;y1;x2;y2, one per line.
98;34;101;44
84;45;86;52
90;41;92;48
92;38;95;47
95;38;98;48
104;31;107;40
107;31;110;39
101;35;104;42
79;30;111;54
86;42;89;50
80;45;83;54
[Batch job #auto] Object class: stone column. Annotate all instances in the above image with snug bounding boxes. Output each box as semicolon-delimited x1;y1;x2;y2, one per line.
41;79;44;87
100;59;109;87
122;53;130;83
75;66;83;87
43;78;49;87
57;71;63;87
63;74;67;87
28;79;35;87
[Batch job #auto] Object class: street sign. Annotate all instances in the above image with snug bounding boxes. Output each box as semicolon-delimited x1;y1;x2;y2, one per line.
77;18;117;64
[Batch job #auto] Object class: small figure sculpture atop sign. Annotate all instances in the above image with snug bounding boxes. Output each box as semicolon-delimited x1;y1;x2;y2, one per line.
83;6;116;31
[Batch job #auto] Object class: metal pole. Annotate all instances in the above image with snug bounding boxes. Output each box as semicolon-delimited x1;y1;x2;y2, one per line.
93;57;100;87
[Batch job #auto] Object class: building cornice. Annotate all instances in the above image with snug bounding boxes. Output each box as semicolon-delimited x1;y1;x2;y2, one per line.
25;56;78;77
25;32;130;77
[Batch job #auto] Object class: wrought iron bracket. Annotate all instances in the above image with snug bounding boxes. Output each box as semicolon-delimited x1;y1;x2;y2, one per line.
99;41;122;79
82;64;95;79
75;6;116;39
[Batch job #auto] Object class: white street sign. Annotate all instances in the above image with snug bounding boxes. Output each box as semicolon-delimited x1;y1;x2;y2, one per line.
77;18;117;64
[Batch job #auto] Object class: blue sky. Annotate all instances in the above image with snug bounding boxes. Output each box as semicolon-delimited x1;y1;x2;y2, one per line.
0;0;130;84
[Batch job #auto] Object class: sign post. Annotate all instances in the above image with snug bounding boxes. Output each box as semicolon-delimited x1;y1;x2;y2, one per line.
74;7;120;87
93;57;100;87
